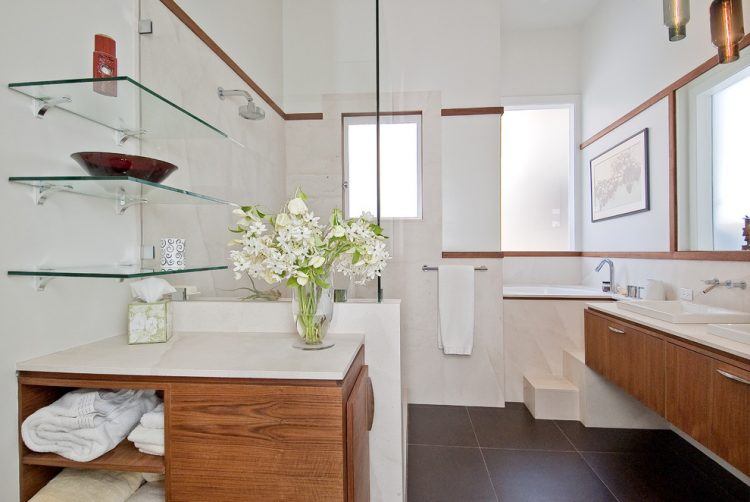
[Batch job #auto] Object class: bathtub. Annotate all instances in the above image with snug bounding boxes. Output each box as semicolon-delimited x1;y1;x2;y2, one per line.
503;284;613;300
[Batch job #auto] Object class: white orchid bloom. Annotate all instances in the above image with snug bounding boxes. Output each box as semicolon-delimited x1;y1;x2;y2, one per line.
288;197;308;215
276;213;291;227
332;225;346;237
309;256;325;268
296;271;309;286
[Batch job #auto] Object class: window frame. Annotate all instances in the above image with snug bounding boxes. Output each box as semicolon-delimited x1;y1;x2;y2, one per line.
342;112;424;220
499;99;579;251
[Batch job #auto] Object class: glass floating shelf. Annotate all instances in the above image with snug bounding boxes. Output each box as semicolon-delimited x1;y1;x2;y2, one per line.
8;77;244;146
9;176;238;212
8;263;227;280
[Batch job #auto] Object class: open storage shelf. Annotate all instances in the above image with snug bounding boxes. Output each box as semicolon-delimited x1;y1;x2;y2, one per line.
8;76;243;146
8;263;227;280
22;440;164;474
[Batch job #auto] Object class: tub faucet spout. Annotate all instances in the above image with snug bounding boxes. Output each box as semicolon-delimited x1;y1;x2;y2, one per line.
595;259;614;292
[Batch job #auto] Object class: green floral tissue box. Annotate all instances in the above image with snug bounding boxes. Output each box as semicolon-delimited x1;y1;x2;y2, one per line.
128;300;173;344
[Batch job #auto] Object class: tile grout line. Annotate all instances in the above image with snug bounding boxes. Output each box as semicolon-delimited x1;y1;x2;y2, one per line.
465;406;501;502
553;421;622;502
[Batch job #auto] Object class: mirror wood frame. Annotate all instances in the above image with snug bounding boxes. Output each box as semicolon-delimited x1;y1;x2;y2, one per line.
578;34;750;262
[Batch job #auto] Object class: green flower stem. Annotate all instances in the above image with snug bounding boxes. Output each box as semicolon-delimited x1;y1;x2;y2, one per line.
295;282;324;344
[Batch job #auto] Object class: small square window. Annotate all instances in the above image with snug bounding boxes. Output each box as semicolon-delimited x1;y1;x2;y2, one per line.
343;113;422;219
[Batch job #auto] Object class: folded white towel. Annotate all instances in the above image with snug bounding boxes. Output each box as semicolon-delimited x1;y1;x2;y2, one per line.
126;481;164;502
22;389;159;462
135;443;164;456
139;403;164;430
142;473;164;483
29;468;143;502
128;424;164;447
437;265;475;355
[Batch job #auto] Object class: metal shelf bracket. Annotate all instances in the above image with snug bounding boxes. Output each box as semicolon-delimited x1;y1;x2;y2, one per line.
32;96;72;118
114;128;145;146
34;183;73;205
115;187;148;215
34;276;54;292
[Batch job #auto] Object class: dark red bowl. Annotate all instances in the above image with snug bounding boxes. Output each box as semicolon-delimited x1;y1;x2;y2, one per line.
71;152;178;183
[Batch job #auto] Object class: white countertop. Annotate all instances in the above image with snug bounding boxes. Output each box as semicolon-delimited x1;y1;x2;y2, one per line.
17;332;364;380
587;302;750;361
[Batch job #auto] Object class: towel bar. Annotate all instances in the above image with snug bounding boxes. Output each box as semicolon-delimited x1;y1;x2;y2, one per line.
422;265;488;272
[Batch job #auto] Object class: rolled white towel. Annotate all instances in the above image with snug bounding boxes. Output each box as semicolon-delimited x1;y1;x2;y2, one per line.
22;389;159;462
142;473;164;483
139;403;164;430
128;425;163;447
29;468;143;502
126;481;164;502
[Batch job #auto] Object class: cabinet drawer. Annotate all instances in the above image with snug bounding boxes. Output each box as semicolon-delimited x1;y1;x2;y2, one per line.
665;343;713;446
710;362;750;475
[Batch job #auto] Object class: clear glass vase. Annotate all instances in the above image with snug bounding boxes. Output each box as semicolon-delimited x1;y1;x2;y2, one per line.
291;275;334;350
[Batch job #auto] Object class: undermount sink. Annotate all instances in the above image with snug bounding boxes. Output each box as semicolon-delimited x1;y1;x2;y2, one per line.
707;324;750;344
617;300;750;324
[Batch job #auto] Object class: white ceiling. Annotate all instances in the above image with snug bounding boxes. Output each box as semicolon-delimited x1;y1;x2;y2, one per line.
500;0;602;31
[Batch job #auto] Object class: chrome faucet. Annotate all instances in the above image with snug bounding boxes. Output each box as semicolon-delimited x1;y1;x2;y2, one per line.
702;278;747;294
595;259;615;292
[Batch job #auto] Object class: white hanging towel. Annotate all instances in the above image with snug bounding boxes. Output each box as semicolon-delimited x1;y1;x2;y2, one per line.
438;265;475;355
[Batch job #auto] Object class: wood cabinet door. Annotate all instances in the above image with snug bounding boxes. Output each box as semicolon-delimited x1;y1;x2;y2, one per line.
168;382;345;502
584;311;609;377
625;326;665;415
589;314;664;415
346;366;370;502
665;343;713;447
710;362;750;475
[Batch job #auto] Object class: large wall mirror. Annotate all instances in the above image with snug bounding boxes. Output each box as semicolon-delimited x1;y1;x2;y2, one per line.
677;47;750;252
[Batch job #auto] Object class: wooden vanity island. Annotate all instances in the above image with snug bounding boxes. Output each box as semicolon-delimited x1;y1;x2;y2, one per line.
17;332;372;501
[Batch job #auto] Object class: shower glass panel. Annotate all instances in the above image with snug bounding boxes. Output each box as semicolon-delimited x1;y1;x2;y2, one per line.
138;0;379;300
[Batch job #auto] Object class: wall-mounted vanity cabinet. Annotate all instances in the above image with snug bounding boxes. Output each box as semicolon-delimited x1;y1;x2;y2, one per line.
584;308;749;476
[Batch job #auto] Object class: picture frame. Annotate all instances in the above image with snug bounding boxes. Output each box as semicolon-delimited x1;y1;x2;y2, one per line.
589;128;650;222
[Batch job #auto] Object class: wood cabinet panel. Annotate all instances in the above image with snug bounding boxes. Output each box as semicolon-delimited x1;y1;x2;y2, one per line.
585;311;665;414
665;343;713;445
168;382;345;501
710;362;750;475
584;311;609;377
347;368;370;502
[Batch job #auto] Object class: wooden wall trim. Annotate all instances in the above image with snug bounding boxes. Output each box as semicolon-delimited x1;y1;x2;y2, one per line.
285;113;325;121
580;33;750;150
342;111;423;118
502;251;582;258
159;0;324;121
441;251;750;261
581;251;750;262
442;252;503;259
668;91;678;252
441;107;504;117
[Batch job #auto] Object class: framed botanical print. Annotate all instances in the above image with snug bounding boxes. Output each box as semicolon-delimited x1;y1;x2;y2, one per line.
589;128;650;222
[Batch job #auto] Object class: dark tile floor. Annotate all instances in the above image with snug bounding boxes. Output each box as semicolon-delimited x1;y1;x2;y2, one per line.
407;403;749;502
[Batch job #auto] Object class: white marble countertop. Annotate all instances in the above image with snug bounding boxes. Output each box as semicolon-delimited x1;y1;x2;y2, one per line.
587;302;750;361
17;332;364;380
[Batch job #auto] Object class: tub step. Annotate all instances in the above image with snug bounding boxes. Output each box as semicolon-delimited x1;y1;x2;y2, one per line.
523;374;579;420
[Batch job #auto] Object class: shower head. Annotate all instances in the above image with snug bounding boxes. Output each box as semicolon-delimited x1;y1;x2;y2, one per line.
239;101;265;120
217;87;265;120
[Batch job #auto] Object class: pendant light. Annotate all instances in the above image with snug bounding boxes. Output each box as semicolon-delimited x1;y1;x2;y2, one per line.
663;0;691;41
710;0;745;63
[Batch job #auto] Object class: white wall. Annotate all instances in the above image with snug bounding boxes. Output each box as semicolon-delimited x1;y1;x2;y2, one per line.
581;0;750;139
176;0;284;109
139;0;287;297
442;115;501;252
282;0;376;113
0;1;139;496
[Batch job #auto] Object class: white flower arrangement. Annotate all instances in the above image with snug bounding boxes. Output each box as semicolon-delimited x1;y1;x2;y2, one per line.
228;189;390;291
